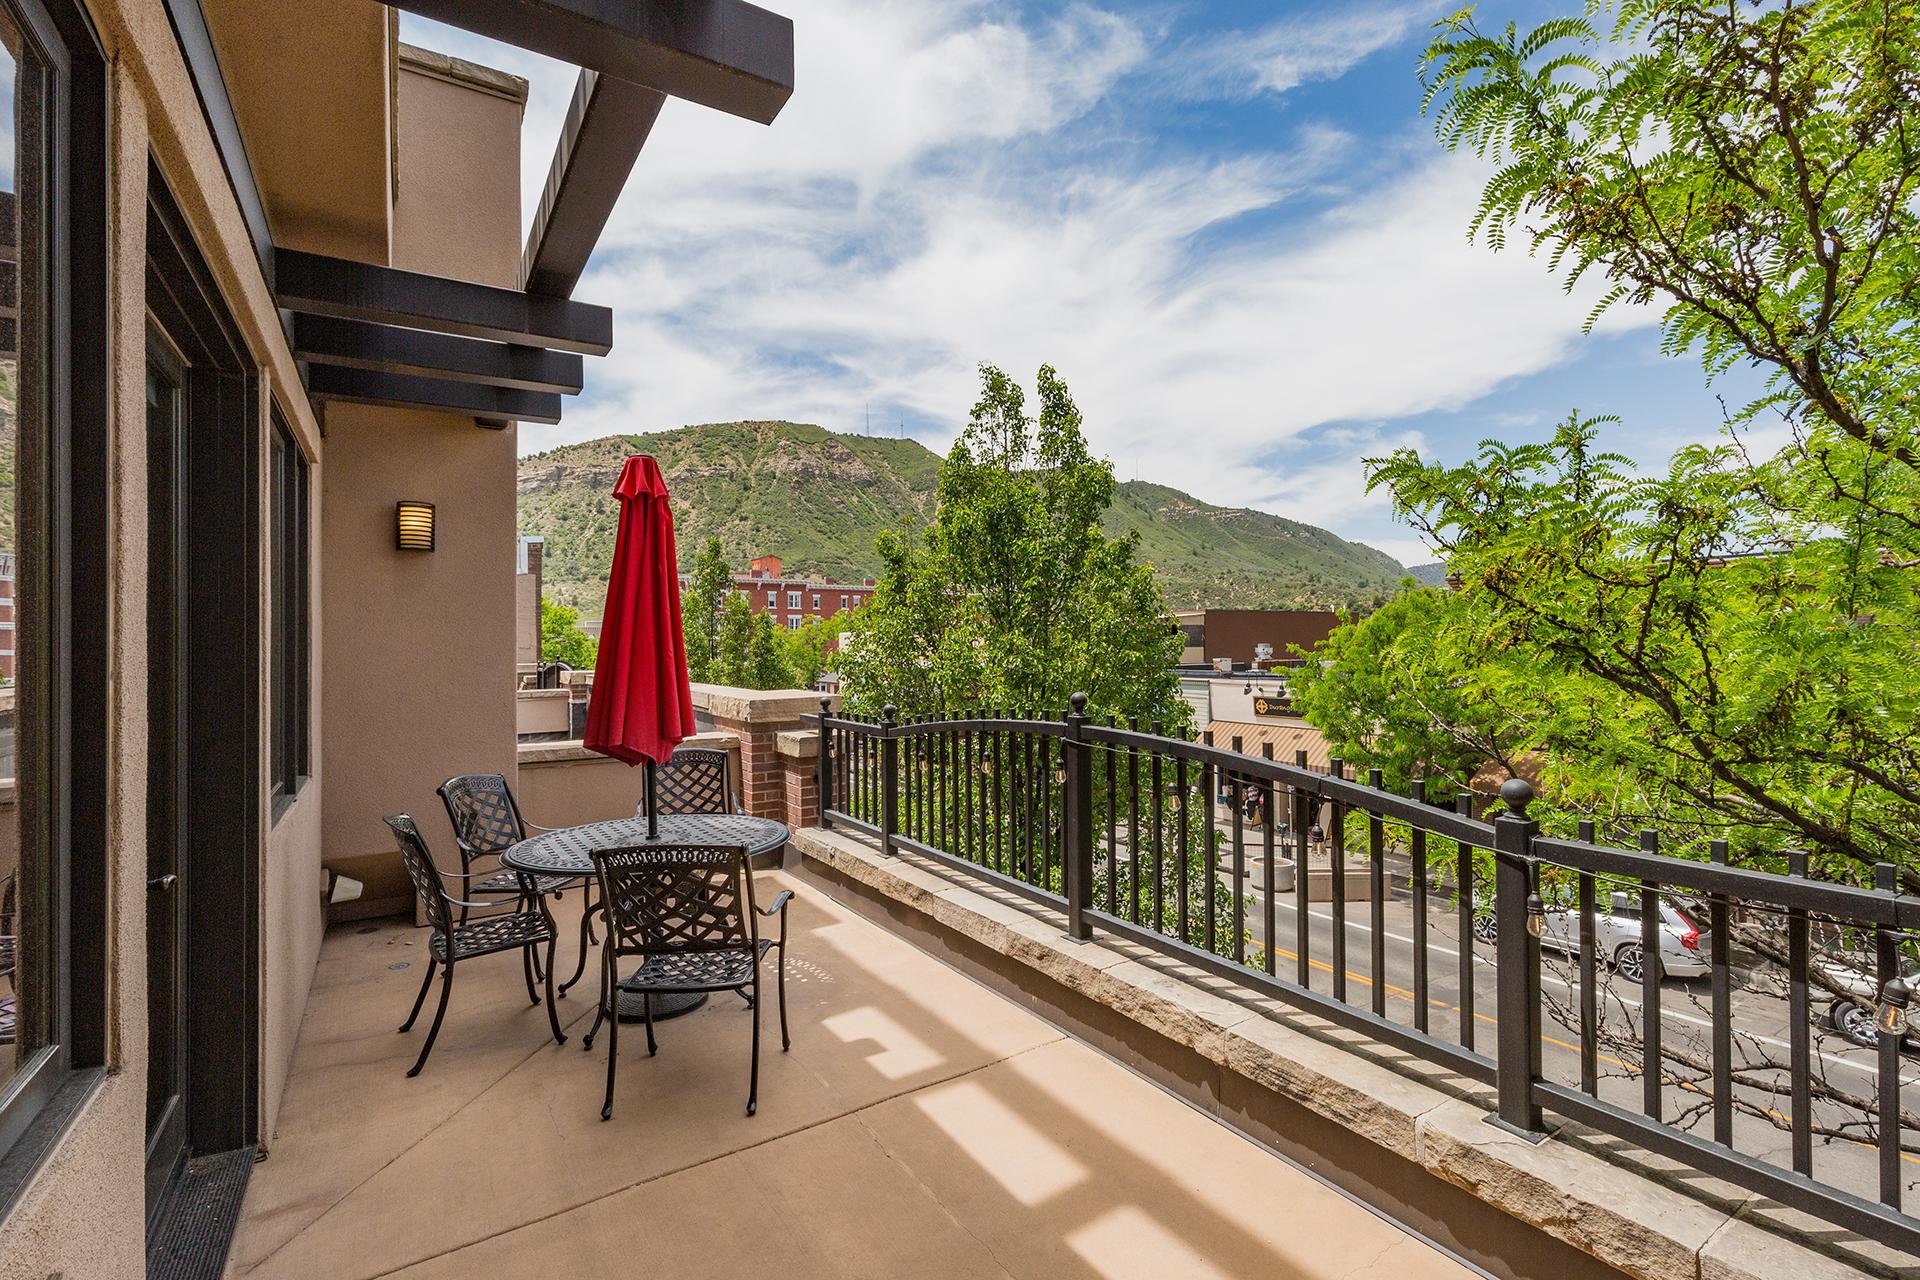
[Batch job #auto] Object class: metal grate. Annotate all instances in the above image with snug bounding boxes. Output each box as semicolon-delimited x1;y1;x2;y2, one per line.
146;1147;254;1280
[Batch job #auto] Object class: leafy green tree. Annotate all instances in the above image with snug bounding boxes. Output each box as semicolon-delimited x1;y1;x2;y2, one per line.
705;593;830;691
1341;0;1920;885
539;597;598;669
778;610;854;690
710;593;759;687
1288;585;1523;798
679;536;732;682
839;364;1184;723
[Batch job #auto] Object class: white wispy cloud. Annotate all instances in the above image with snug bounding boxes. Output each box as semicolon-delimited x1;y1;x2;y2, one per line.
404;1;1656;560
1160;2;1433;100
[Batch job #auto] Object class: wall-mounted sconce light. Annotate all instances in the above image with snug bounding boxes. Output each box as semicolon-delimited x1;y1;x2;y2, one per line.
396;500;435;552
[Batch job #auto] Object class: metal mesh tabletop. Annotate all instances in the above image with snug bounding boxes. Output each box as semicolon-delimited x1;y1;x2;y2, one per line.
501;814;791;877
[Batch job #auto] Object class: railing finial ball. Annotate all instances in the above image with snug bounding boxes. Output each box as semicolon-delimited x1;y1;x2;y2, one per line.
882;704;897;721
1499;776;1534;815
1069;691;1089;714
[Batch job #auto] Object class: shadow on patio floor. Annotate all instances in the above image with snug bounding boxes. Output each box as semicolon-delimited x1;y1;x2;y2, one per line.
228;869;1475;1280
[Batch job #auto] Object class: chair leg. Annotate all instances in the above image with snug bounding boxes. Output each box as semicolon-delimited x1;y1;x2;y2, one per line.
398;957;437;1033
777;947;790;1053
525;893;546;982
543;932;565;1046
583;944;610;1050
747;975;762;1117
407;963;455;1078
601;983;620;1121
559;900;598;997
643;992;657;1057
521;939;539;1006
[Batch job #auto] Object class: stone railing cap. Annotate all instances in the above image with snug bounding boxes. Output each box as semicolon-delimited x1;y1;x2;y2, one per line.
518;730;738;766
776;729;819;759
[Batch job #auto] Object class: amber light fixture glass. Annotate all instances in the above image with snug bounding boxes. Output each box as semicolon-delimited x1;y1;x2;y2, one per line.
395;500;435;552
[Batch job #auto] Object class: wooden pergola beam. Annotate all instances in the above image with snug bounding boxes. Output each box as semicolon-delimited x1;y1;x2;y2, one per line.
275;248;613;355
291;314;585;395
522;71;666;298
306;365;564;426
387;0;795;125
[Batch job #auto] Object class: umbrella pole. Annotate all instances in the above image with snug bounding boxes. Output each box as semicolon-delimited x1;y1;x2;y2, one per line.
645;759;659;839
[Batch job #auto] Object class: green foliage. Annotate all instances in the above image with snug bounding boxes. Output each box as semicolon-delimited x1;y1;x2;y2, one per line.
838;364;1186;725
780;611;854;690
1322;0;1920;887
1420;0;1920;465
1288;584;1522;797
518;421;1404;617
538;597;598;670
679;537;731;683
704;594;854;692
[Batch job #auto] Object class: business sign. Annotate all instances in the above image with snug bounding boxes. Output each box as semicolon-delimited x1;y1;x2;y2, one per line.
1251;693;1294;718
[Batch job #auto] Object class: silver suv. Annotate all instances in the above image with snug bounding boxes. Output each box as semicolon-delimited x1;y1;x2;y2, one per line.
1474;891;1710;981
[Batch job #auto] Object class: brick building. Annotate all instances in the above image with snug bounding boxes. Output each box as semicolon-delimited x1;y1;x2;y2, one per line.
708;553;876;630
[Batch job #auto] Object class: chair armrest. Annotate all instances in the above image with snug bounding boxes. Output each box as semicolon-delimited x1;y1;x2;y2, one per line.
443;895;523;911
755;890;794;918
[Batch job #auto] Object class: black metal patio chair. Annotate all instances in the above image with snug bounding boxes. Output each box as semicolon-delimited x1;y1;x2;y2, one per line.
439;772;583;909
440;772;584;983
553;747;742;999
634;746;738;818
581;843;790;1120
0;871;15;1047
385;813;566;1077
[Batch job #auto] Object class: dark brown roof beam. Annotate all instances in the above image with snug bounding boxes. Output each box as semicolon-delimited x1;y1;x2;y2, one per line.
291;313;585;395
386;0;795;125
521;71;665;298
306;365;563;426
274;248;613;355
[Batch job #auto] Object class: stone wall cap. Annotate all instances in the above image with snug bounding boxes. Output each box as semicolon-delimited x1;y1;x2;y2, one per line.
398;43;530;105
776;730;818;759
518;729;738;767
692;683;838;726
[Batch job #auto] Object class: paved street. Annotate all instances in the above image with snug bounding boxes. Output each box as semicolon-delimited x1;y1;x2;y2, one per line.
1201;873;1920;1207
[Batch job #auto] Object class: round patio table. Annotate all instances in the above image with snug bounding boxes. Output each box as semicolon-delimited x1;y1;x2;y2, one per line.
503;813;791;1022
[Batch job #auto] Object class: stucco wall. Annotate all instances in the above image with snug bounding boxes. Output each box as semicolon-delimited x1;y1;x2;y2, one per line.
316;53;522;911
392;44;527;286
0;4;511;1276
517;733;745;829
318;403;520;906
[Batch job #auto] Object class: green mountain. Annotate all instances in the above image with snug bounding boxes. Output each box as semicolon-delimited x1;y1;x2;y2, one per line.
518;421;1404;615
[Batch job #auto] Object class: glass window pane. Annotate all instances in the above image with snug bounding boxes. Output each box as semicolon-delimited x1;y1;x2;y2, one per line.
1;4;48;1083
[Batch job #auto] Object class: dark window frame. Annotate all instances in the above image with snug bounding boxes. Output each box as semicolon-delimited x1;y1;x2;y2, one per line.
0;0;110;1216
268;411;308;816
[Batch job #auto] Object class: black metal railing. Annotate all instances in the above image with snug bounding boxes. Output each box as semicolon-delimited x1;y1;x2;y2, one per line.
814;698;1920;1254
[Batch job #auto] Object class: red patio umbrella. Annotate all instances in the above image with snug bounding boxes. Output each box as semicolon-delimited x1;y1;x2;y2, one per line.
583;455;697;834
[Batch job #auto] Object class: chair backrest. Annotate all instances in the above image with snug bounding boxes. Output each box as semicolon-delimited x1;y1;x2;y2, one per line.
638;747;734;817
0;870;15;978
591;844;756;957
438;773;528;866
385;813;452;934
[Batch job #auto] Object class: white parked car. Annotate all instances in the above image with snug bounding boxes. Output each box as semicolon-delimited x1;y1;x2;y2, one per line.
1474;891;1710;981
1815;951;1920;1048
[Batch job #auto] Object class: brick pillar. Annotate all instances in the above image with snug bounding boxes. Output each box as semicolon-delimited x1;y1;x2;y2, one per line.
777;730;819;828
691;685;838;825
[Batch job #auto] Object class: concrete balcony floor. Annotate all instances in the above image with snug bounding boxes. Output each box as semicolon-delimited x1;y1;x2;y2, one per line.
227;870;1475;1279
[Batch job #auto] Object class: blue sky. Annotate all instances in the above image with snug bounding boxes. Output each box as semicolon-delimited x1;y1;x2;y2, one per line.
402;2;1758;568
